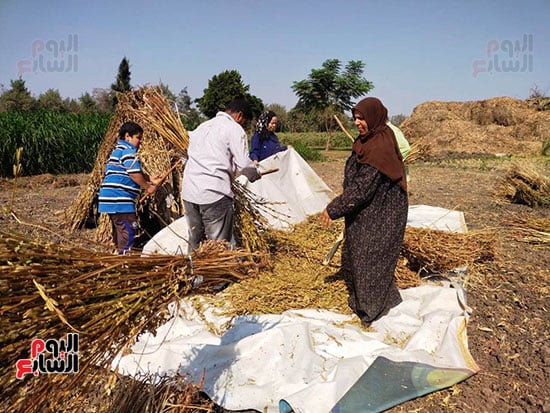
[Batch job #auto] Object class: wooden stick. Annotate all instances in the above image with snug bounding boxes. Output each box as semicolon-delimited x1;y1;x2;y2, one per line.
260;168;279;176
333;115;355;143
322;229;345;265
139;158;183;202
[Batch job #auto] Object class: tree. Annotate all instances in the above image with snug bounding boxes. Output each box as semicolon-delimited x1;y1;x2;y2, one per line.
390;114;407;126
79;92;98;113
292;59;373;147
176;87;202;130
0;78;36;112
110;56;132;108
196;70;263;119
246;94;265;121
92;88;113;113
37;89;66;112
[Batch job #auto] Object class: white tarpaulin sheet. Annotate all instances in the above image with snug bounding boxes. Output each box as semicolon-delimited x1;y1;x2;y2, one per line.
236;147;334;230
407;205;468;233
113;284;478;413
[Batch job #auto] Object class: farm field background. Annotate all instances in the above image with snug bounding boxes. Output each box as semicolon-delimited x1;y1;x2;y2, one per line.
1;151;548;412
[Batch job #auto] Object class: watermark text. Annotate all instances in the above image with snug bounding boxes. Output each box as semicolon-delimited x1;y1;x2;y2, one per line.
472;34;533;77
16;333;79;379
17;34;78;77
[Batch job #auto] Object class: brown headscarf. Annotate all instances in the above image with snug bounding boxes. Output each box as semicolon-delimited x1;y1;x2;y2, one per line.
351;97;407;192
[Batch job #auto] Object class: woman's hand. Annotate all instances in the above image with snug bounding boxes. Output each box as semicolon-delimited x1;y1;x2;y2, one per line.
320;208;333;228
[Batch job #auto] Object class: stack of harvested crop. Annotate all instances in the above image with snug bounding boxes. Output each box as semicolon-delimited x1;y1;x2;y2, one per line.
494;162;550;208
64;87;183;235
504;214;550;245
0;232;260;413
401;226;497;274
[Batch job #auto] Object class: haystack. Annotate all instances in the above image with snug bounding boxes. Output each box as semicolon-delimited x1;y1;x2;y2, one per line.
401;226;497;274
64;87;185;240
401;97;550;157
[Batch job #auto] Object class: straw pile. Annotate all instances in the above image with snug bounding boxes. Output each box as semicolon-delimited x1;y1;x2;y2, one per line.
401;226;497;274
64;87;185;235
504;214;550;245
400;97;550;157
189;218;498;320
493;163;550;208
0;232;260;413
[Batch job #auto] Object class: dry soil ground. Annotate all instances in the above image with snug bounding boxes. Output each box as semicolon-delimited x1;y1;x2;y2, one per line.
1;151;549;412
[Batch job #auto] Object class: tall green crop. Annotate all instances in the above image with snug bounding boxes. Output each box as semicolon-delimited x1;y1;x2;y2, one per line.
0;111;110;177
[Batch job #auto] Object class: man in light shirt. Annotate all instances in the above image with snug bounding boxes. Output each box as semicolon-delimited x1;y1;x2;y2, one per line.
182;98;261;251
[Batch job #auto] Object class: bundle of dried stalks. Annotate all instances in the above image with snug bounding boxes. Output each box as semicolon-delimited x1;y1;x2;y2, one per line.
504;215;550;245
494;163;550;208
401;226;497;274
103;372;214;413
65;87;186;239
0;232;259;413
405;141;432;164
232;180;271;254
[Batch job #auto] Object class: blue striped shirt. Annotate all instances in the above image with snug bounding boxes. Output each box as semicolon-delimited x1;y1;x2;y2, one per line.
98;140;142;213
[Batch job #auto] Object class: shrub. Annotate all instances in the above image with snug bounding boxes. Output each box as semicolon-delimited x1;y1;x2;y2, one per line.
291;141;325;162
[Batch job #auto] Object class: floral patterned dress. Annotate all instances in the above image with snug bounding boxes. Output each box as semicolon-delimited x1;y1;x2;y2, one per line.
326;154;408;325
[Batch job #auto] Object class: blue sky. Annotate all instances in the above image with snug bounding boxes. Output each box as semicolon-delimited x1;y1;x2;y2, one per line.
1;0;548;116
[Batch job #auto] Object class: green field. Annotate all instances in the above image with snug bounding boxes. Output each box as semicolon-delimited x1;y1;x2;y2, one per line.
0;112;356;177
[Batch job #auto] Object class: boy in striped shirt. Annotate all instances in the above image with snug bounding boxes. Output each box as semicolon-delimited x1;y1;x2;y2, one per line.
98;122;159;253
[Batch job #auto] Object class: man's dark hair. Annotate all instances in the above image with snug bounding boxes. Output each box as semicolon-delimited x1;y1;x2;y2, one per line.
226;97;253;121
119;121;143;139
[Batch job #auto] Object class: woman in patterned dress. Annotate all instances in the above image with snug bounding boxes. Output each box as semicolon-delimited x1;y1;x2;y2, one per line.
320;97;408;326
